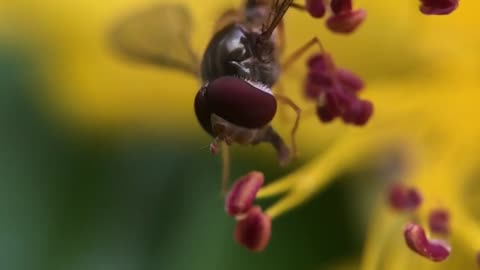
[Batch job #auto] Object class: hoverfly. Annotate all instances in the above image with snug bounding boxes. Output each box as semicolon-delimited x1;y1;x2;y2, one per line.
111;0;319;190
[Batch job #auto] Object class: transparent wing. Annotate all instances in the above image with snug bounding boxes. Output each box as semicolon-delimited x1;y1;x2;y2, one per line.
110;4;200;77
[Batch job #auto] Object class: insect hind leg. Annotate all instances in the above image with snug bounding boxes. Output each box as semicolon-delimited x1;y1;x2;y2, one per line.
275;94;301;158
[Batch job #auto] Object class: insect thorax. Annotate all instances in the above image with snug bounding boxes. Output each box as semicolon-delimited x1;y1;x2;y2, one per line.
200;23;280;87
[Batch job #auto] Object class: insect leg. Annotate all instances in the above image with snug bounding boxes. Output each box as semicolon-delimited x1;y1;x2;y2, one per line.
221;141;231;195
272;81;291;123
254;126;291;166
275;94;301;158
282;36;325;72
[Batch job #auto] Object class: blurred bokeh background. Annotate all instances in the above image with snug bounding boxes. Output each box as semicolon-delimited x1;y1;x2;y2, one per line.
0;0;477;269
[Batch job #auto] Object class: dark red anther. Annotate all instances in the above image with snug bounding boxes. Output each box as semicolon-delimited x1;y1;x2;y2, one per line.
315;90;346;123
316;104;337;123
306;52;373;126
304;78;323;100
326;9;367;34
206;76;277;129
308;70;335;87
234;206;271;252
342;99;373;126
325;88;348;115
404;223;451;262
305;0;326;18
419;0;458;15
304;71;334;100
336;68;364;93
307;52;335;72
305;53;335;99
428;209;450;235
388;184;423;211
331;0;352;14
225;171;264;217
476;252;480;268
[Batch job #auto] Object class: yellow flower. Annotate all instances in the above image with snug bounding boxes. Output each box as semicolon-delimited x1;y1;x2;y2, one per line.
1;0;479;268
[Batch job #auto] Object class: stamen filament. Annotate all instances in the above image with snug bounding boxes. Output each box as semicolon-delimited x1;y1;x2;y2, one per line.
261;128;404;218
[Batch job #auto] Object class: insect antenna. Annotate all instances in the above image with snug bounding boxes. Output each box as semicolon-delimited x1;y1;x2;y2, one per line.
261;0;295;40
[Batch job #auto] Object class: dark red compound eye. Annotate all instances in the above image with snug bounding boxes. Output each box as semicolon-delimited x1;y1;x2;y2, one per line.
196;76;277;130
194;86;215;136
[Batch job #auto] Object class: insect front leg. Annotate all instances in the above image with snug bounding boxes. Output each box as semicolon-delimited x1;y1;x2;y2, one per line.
281;36;326;72
220;141;231;195
208;136;231;196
